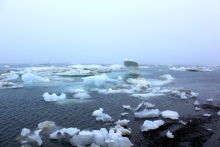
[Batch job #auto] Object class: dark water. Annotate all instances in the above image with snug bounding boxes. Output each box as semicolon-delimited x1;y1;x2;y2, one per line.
0;64;220;147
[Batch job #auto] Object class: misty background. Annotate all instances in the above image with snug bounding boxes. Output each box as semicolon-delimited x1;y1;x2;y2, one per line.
0;0;220;65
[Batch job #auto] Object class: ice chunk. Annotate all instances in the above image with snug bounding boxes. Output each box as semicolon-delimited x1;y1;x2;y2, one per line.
22;73;50;83
56;69;96;76
0;81;14;87
134;101;144;111
179;120;187;125
148;74;175;86
134;109;160;118
166;130;174;138
43;92;66;101
127;77;151;88
144;102;155;108
180;92;187;99
124;58;139;74
203;113;211;117
161;110;179;120
92;108;113;122
69;88;87;93
38;121;55;129
92;108;104;117
193;100;200;106
83;74;116;88
70;134;94;146
217;111;220;116
115;119;130;127
121;113;128;116
190;92;199;98
21;128;31;136
112;124;131;136
141;120;164;131
73;93;91;99
2;73;19;81
131;93;165;98
195;107;201;111
170;67;186;71
123;105;131;110
207;98;213;102
28;129;43;146
109;64;125;70
50;127;80;139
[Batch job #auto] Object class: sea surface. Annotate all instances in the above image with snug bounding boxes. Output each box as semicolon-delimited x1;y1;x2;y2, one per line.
0;64;220;147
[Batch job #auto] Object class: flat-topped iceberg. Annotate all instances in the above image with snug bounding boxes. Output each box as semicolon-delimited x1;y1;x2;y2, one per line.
161;110;179;120
43;92;66;101
141;120;164;131
83;74;116;88
22;73;50;83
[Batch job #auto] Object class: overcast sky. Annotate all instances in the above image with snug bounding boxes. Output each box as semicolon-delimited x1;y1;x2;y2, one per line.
0;0;220;65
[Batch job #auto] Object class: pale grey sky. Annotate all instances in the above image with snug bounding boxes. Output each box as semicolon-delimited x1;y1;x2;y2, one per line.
0;0;220;65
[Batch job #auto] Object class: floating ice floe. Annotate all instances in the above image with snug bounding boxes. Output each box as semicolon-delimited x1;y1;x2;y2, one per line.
43;92;66;101
217;111;220;116
112;124;132;136
203;113;211;117
161;110;179;120
185;66;214;72
170;67;186;71
20;129;43;146
123;105;131;110
193;100;200;106
50;127;80;139
207;98;213;102
73;93;91;99
121;113;128;116
134;109;160;118
149;74;175;86
180;92;188;99
0;81;22;89
179;120;187;125
98;88;134;94
127;77;151;88
4;65;10;68
109;64;125;70
92;108;113;122
21;128;31;136
69;88;87;93
195;107;201;111
83;74;116;88
0;73;19;81
144;102;155;108
38;121;55;129
141;120;164;131
131;93;165;98
166;130;174;138
115;119;130;127
56;69;97;76
22;73;50;83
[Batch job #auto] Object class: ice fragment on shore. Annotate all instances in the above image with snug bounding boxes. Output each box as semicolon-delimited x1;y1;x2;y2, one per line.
203;113;211;117
207;98;213;102
166;130;174;138
161;110;179;120
193;100;200;106
43;92;66;101
195;107;201;111
141;120;164;131
135;109;160;118
73;93;91;99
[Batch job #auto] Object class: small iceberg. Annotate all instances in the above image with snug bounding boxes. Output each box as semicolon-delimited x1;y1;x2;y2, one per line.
92;108;113;122
134;109;160;118
115;119;130;127
22;73;50;83
73;93;91;99
124;58;139;74
127;77;151;88
195;107;201;111
203;113;211;117
43;92;66;101
207;98;213;102
161;110;179;120
166;130;174;138
193;100;200;106
50;127;80;139
141;120;164;131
